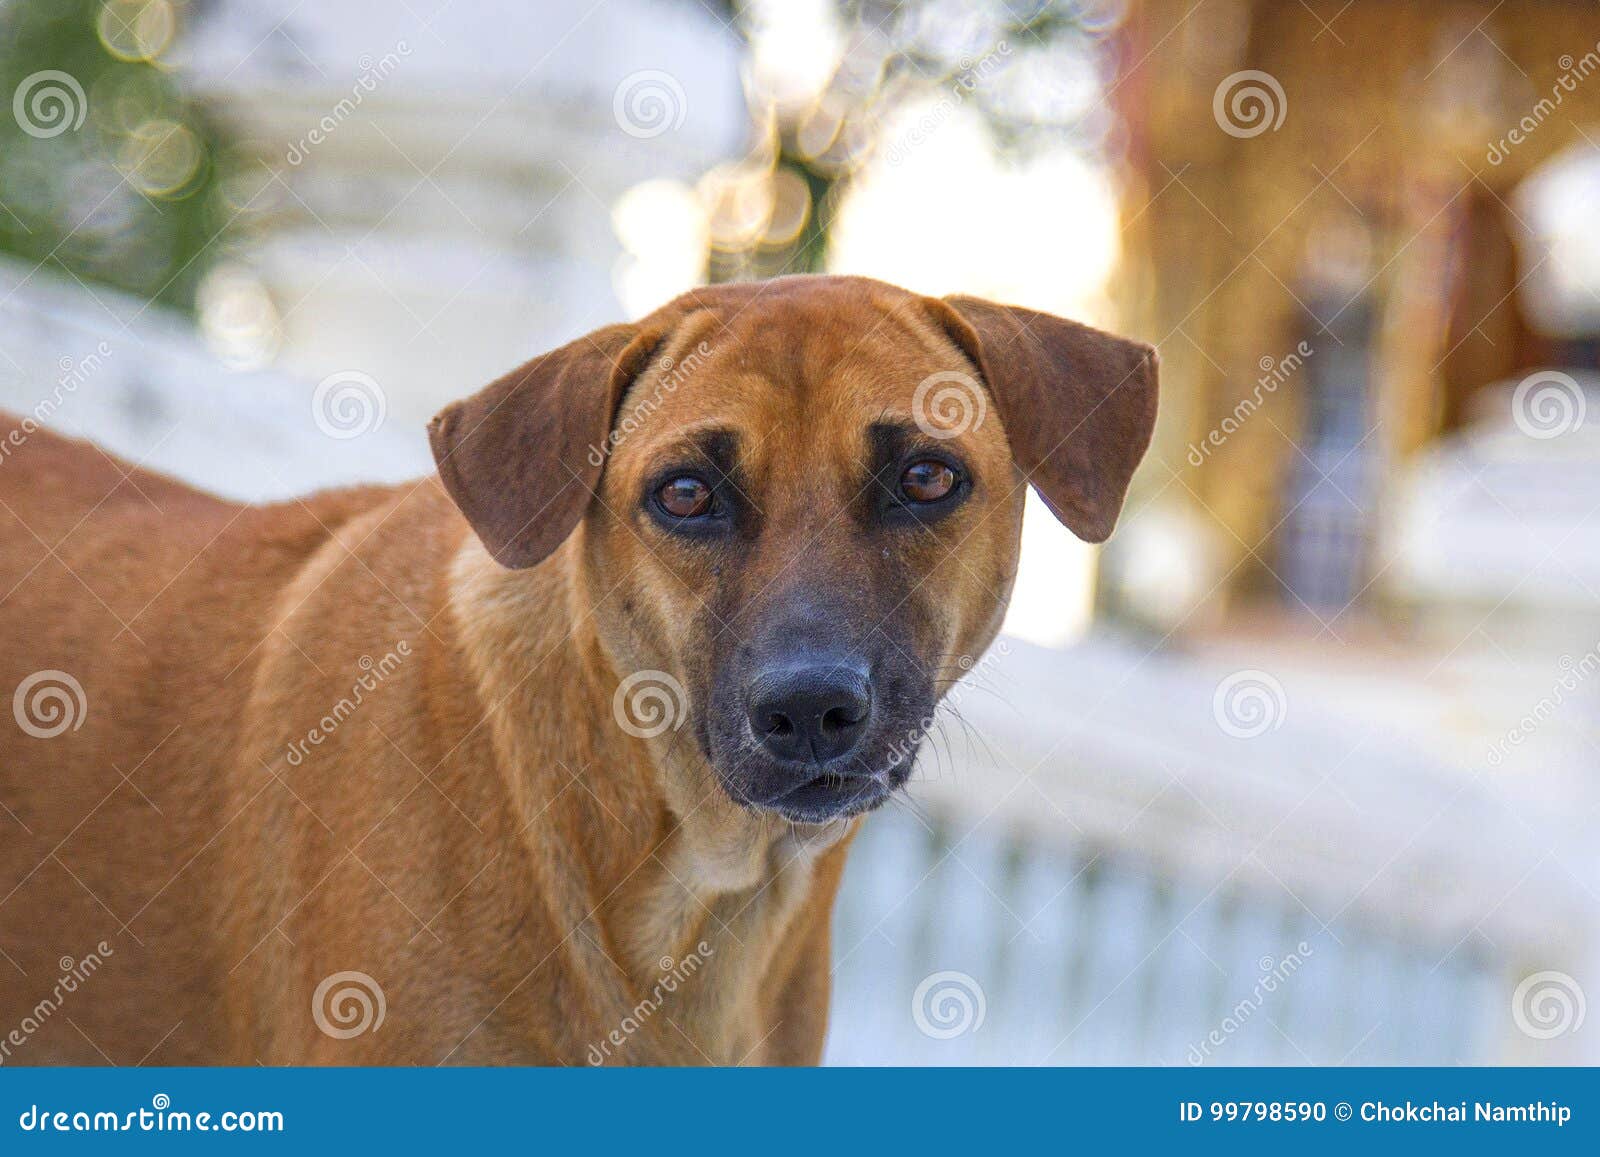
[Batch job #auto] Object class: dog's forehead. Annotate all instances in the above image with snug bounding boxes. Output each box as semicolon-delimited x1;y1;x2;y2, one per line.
639;285;964;431
601;276;1008;492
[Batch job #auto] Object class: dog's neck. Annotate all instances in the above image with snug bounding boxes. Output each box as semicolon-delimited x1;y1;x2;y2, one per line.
443;535;853;1061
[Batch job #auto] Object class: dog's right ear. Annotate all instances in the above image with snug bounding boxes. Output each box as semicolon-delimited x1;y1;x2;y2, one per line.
427;323;664;569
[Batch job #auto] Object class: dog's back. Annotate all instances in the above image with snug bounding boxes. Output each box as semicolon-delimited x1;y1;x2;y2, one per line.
0;419;389;1062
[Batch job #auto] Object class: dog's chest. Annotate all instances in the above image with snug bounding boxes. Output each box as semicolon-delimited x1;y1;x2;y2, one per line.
616;822;841;1062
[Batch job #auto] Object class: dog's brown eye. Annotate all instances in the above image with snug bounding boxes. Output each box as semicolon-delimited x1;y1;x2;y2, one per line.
657;476;713;518
900;460;956;503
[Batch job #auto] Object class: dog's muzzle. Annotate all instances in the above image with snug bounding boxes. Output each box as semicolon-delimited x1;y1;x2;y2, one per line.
720;655;899;822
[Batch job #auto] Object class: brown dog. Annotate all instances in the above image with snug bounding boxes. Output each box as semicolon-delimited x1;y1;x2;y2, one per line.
0;275;1155;1065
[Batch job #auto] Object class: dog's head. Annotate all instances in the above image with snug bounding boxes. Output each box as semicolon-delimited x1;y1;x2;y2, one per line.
429;276;1156;824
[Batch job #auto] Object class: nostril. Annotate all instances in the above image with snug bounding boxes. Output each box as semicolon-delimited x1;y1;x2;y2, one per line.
820;703;866;735
763;712;795;737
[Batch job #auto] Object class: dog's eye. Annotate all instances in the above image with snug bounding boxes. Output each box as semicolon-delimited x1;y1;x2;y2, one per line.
657;476;714;518
899;460;956;504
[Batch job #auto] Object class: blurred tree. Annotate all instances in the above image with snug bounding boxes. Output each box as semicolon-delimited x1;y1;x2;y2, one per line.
703;0;1119;276
0;0;241;311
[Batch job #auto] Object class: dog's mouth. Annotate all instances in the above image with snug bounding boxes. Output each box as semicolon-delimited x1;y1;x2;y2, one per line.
764;768;892;823
712;748;916;824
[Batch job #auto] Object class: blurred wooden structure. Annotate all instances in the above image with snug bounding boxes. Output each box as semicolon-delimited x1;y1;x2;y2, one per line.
1115;0;1600;619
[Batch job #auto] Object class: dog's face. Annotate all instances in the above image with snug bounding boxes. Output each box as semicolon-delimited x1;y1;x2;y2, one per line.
579;289;1027;823
429;276;1157;824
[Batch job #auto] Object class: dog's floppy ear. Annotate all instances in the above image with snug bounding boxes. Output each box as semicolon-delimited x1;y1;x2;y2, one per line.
428;322;664;569
934;296;1159;543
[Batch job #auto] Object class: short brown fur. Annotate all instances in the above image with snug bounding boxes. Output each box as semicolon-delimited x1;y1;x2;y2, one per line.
0;275;1154;1064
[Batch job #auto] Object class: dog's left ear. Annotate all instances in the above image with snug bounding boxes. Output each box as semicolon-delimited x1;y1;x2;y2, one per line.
933;296;1159;543
427;322;665;569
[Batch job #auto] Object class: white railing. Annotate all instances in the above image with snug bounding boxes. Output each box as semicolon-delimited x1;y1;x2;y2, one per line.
824;633;1597;1066
827;808;1499;1065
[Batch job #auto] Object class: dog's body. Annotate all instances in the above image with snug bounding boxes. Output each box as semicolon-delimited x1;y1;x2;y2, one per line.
0;276;1155;1065
0;435;843;1064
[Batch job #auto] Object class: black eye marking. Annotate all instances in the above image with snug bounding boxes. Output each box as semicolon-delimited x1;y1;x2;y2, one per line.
642;428;743;538
868;421;972;525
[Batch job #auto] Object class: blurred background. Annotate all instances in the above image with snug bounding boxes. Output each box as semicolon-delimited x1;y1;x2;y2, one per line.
3;0;1599;1065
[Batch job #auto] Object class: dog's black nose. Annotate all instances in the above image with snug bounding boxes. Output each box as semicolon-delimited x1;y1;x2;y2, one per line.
747;662;871;763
